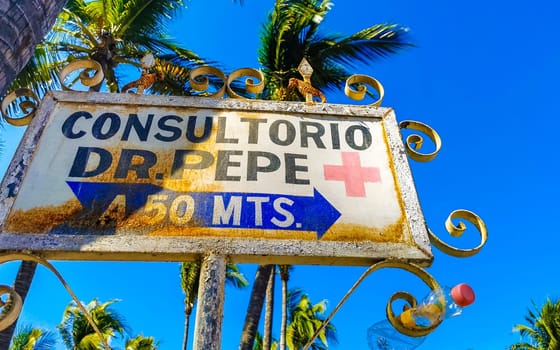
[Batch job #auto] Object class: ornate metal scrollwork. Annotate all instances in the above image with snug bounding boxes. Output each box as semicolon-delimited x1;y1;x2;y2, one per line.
0;88;40;126
189;66;264;99
344;74;385;107
189;66;227;98
399;120;442;162
428;209;488;257
0;253;111;349
0;284;22;332
301;260;442;350
59;59;104;91
226;68;265;99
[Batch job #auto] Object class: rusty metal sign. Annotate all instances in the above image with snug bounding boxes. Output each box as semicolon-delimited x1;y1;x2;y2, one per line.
0;91;432;265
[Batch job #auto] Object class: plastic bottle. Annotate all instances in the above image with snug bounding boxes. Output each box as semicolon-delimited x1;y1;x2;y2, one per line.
366;283;475;350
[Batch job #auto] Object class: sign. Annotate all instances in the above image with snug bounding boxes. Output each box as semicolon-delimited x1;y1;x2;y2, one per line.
0;91;432;265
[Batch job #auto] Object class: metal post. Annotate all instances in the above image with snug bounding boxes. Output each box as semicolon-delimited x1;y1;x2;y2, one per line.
192;253;226;350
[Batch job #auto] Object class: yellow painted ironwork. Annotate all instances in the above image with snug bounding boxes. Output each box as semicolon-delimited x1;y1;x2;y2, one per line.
59;59;104;91
0;284;22;332
0;253;112;349
298;58;315;104
226;68;265;98
301;260;442;350
189;66;227;98
428;209;488;257
344;74;385;107
399;120;442;162
0;88;39;126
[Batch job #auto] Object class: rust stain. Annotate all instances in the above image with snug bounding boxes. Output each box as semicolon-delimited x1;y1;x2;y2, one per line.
322;220;405;243
145;227;317;240
381;124;412;244
4;200;82;233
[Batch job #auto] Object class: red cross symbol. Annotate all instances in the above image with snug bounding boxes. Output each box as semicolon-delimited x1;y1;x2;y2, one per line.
323;152;381;197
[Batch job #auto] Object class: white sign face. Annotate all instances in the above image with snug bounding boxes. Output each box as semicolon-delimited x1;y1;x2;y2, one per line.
0;92;431;265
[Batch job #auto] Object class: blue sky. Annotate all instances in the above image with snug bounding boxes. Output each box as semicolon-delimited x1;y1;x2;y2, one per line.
1;1;559;349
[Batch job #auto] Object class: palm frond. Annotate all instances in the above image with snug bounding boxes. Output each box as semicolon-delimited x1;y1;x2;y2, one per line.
225;263;249;288
114;0;185;39
510;298;560;349
311;24;414;67
10;325;57;350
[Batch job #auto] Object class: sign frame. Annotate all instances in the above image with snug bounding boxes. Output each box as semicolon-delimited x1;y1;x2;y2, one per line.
0;91;432;266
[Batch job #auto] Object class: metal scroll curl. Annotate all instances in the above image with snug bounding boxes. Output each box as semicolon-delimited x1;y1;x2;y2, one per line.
226;68;265;99
344;74;384;107
189;66;227;98
428;209;488;257
0;253;111;349
301;260;442;350
59;59;104;91
0;88;40;126
399;120;442;162
0;284;22;331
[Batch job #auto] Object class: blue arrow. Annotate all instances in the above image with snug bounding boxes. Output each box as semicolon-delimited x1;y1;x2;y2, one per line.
66;181;341;239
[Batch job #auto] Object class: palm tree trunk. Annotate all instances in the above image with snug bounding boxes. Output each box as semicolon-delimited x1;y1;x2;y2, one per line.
0;260;37;349
279;267;289;350
0;0;67;96
182;306;192;350
239;264;274;350
262;265;276;350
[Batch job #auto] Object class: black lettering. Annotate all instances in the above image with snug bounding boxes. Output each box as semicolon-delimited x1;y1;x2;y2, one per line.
270;120;295;146
346;125;372;150
215;150;242;181
300;121;326;149
186;116;212;143
122;114;154;141
330;123;341;150
154;115;182;142
68;147;112;177
170;150;214;179
240;118;267;144
285;153;310;185
247;151;280;181
216;117;238;144
92;112;120;140
62;111;92;139
114;149;157;179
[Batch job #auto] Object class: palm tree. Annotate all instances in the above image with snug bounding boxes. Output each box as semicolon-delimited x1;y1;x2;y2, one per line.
240;265;276;350
9;0;205;98
278;265;293;350
240;1;412;348
258;0;413;101
125;334;159;350
9;325;57;350
285;289;336;350
57;298;128;349
180;262;248;350
0;0;67;97
509;298;560;350
263;265;276;350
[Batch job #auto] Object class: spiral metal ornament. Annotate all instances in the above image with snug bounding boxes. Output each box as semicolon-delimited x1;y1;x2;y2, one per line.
428;209;488;257
189;66;227;98
226;68;265;99
59;59;104;91
399;120;442;162
301;260;441;350
344;74;385;107
0;88;40;126
0;284;23;332
0;253;111;349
